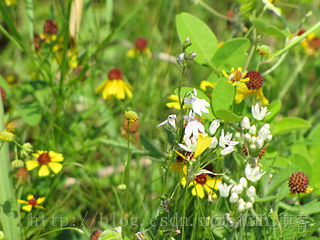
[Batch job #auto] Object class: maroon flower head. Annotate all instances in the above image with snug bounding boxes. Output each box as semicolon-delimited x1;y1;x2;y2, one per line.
135;38;148;50
108;68;123;80
245;71;264;90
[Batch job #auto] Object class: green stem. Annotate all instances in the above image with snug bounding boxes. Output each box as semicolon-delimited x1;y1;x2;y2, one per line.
36;227;84;239
0;98;21;240
197;0;236;22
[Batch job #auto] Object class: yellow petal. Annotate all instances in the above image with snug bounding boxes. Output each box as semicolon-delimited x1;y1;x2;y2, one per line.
143;48;152;58
17;200;28;204
36;197;45;204
95;81;108;94
26;160;39;171
49;151;64;162
38;165;50;177
192;184;205;198
22;204;33;212
127;48;136;58
194;134;212;158
181;177;187;187
34;205;45;210
200;80;215;91
166;102;181;110
256;88;269;106
27;194;34;200
48;162;63;174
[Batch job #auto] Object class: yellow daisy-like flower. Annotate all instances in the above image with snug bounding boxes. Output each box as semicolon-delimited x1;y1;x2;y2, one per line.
17;194;45;212
96;68;133;100
127;38;152;58
26;150;63;177
200;80;216;92
222;67;249;87
184;173;221;199
166;94;186;110
235;70;269;105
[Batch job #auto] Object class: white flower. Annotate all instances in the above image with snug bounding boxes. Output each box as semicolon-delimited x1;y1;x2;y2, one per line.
156;114;176;130
179;136;197;152
209;136;218;149
249;125;256;135
256;138;264;149
244;133;251;142
231;184;244;195
245;164;265;182
249;144;256;152
209;120;220;135
218;182;233;197
184;89;210;117
220;146;235;156
247;186;256;198
229;192;239;203
249;197;255;203
240;177;247;188
266;134;272;142
241;117;250;129
238;199;246;212
258;124;271;140
184;114;205;139
219;130;238;148
245;202;253;210
251;103;270;121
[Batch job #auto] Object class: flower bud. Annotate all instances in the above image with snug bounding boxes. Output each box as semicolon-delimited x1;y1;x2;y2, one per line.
249;125;256;135
21;143;33;157
183;37;192;49
256;138;264;149
238;201;246;212
118;184;127;190
229;192;239;203
266;134;273;142
241;117;250;129
245;202;253;209
125;111;138;123
256;45;271;57
247;186;256;198
209;120;220;135
244;133;251;142
250;144;256;152
189;51;196;59
240;177;247;188
12;159;24;168
177;53;185;66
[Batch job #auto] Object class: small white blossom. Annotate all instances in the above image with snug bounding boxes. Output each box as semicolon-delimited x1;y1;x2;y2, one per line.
241;117;250;129
209;120;220;135
244;133;251;142
247;186;256;198
179;136;197;152
245;164;265;182
251;136;257;144
184;89;210;117
251;103;270;121
220;146;235;156
245;202;253;210
258;124;271;140
157;114;177;130
250;144;256;152
209;136;218;149
256;138;264;149
229;192;239;203
218;182;233;197
184;113;205;139
266;134;273;142
231;184;244;195
238;199;246;212
249;125;256;135
219;130;239;148
249;197;255;203
240;177;247;188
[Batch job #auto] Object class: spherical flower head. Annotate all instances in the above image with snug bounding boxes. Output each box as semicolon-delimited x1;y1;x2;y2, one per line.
135;38;148;50
43;19;58;35
125;111;138;123
288;172;312;194
108;68;123;80
0;130;14;142
17;194;45;212
16;167;30;184
26;150;63;177
245;71;264;90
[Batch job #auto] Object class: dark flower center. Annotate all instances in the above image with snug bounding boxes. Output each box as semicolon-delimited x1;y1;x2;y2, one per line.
135;38;148;50
43;19;58;35
28;198;37;206
38;153;51;165
195;173;207;185
245;71;264;90
231;70;243;82
108;68;123;80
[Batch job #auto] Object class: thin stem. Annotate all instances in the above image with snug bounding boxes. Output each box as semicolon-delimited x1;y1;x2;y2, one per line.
197;0;236;22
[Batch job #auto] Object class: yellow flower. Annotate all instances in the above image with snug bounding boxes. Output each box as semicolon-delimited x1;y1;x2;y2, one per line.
188;173;221;199
127;38;152;58
222;67;249;87
235;70;269;105
5;0;17;6
18;194;45;212
301;32;320;56
166;94;185;110
96;68;133;100
200;80;216;92
194;134;212;159
0;130;14;142
26;150;63;177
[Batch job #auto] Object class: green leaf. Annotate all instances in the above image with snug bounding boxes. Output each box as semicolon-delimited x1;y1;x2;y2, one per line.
279;200;320;215
265;100;281;121
273;117;311;135
212;38;250;69
140;134;165;158
212;78;234;112
16;101;42;126
176;12;218;65
215;109;242;122
250;17;287;38
290;153;311;177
